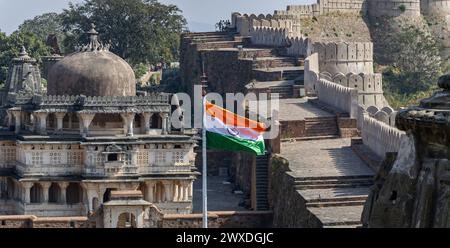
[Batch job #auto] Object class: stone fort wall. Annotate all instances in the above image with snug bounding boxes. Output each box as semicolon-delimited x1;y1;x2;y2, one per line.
232;13;300;37
368;0;421;18
312;42;374;75
160;211;273;228
273;0;428;19
304;42;406;159
359;106;405;158
421;0;450;15
249;27;382;108
319;71;384;106
274;0;367;18
250;27;290;47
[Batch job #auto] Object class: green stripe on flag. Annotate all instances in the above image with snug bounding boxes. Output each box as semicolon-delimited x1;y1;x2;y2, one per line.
206;131;265;156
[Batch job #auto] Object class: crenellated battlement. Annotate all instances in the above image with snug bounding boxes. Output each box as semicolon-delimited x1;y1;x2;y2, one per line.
272;0;431;19
250;27;291;47
312;42;374;75
232;12;299;37
286;36;311;57
277;0;367;18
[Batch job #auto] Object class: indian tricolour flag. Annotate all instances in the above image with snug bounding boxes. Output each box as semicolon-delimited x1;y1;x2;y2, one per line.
204;101;266;155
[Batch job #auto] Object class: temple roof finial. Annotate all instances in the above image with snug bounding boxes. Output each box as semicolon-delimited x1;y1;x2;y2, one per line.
14;45;33;62
19;46;28;57
76;23;110;52
87;23;99;36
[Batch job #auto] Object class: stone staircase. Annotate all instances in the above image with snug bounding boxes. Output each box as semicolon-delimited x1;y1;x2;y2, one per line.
246;80;295;99
249;66;304;99
248;57;300;69
238;49;277;59
255;154;270;211
185;31;305;99
304;117;339;138
186;31;245;50
294;175;373;228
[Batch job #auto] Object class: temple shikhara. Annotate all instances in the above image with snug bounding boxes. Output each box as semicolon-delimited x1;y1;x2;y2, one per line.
0;26;197;227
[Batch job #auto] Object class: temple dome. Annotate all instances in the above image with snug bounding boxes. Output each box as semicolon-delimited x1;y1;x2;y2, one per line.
47;25;136;97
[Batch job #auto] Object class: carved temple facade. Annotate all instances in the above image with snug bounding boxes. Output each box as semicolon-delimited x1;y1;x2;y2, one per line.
0;27;198;219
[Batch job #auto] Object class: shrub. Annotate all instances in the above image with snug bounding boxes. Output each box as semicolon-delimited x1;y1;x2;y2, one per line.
133;63;149;79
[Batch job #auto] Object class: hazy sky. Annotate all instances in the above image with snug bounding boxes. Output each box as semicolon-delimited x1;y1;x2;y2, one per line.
0;0;312;34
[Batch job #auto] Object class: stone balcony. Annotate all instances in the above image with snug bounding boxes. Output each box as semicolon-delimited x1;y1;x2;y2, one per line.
138;164;194;175
14;161;195;178
16;162;83;177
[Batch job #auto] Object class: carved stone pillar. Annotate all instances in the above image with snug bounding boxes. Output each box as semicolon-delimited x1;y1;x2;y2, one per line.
34;112;48;135
85;189;98;212
41;182;51;203
173;183;179;202
162;181;172;202
178;183;184;202
189;181;193;199
160;113;168;135
183;182;189;202
55;112;66;134
11;110;21;134
145;181;155;202
22;182;33;204
58;182;69;204
78;113;95;137
120;113;135;137
142;112;153;135
6;111;13;130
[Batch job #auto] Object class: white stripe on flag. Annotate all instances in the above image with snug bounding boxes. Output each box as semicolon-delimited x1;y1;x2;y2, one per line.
204;113;261;141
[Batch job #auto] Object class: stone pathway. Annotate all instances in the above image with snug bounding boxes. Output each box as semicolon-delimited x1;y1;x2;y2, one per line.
192;176;247;213
281;138;375;228
255;98;335;121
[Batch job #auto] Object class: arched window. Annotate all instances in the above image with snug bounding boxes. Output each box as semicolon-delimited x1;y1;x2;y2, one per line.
71;114;80;129
107;154;118;162
47;113;56;130
6;178;15;200
91;114;122;129
103;188;117;203
134;114;142;128
150;114;162;129
30;183;43;203
48;183;61;203
117;212;137;228
66;183;82;204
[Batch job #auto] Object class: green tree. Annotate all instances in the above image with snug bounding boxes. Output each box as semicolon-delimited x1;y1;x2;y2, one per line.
61;0;187;65
0;30;51;88
17;13;65;53
383;25;442;94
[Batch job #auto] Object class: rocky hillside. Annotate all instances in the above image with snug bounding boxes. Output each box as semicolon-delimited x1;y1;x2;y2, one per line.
298;13;372;42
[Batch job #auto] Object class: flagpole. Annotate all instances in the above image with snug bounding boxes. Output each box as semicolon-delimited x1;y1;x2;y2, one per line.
201;68;208;228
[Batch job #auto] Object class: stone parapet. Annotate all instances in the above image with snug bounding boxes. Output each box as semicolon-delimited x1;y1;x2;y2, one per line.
161;211;273;228
0;215;87;228
9;93;170;107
